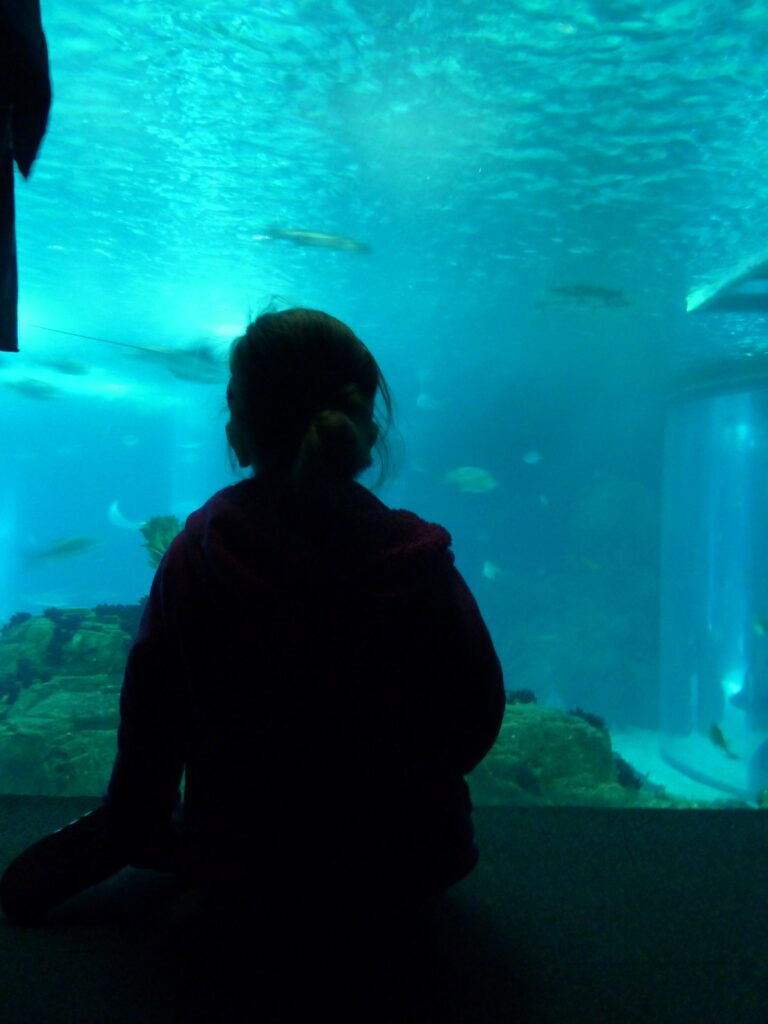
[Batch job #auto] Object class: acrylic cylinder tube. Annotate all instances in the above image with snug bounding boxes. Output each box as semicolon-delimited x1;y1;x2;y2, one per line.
660;375;768;802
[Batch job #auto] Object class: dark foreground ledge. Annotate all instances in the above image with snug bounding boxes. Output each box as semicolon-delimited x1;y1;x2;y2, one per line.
1;796;767;1023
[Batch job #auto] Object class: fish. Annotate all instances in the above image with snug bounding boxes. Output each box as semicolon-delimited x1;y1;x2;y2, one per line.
6;377;62;400
20;325;226;384
161;346;226;384
752;615;768;637
118;340;225;384
38;357;89;375
443;466;499;493
482;560;503;581
416;392;444;411
541;284;630;309
258;226;371;254
28;537;103;562
708;723;738;760
582;557;603;571
522;450;541;464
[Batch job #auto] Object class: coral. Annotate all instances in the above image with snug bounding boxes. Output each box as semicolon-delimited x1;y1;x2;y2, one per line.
139;515;183;568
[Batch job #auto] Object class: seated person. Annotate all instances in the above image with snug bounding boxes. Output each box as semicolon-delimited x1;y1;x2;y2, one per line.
0;309;505;977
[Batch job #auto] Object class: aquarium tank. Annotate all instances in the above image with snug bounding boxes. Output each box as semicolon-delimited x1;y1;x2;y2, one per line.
2;0;768;811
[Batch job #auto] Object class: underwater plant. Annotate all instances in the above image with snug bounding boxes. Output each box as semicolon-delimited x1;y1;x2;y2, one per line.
139;515;183;568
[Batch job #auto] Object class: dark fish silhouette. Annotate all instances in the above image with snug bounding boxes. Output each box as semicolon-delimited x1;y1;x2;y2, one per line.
29;537;103;562
708;723;738;760
38;357;89;375
6;376;62;399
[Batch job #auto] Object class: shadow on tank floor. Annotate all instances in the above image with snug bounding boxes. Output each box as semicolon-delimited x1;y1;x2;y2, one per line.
2;797;768;1023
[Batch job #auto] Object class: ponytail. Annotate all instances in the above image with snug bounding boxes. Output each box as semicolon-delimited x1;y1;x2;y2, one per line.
291;386;376;496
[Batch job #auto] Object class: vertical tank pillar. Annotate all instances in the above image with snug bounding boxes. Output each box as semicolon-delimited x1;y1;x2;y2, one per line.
660;368;768;801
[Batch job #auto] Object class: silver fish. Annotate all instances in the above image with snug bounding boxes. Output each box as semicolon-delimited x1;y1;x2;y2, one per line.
261;226;371;254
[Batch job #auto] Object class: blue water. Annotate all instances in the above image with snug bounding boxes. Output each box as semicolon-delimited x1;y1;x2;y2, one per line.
3;1;768;747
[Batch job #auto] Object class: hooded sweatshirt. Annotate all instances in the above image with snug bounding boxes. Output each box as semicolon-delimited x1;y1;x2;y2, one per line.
104;476;505;901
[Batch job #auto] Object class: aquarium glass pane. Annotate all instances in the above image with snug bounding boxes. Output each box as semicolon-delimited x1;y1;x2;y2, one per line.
3;0;768;809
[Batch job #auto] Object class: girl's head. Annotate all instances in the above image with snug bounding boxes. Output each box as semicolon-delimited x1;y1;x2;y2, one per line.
226;308;393;494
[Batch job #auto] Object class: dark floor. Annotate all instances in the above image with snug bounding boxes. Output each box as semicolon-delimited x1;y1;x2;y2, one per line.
1;796;768;1023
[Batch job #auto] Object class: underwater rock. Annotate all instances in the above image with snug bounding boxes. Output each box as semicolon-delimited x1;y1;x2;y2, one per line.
466;703;728;808
0;673;120;794
468;703;617;807
0;605;141;795
0;614;56;707
0;611;32;633
58;619;131;675
91;600;146;641
568;707;607;732
0;603;733;806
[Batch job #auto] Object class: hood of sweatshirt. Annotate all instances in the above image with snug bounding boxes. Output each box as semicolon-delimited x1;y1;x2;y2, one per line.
181;476;455;607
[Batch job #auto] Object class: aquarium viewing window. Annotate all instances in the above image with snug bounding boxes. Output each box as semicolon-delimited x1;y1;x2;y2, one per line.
5;2;768;815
